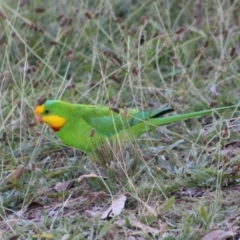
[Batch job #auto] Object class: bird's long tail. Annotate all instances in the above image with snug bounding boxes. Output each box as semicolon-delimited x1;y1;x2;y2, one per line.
150;105;238;126
131;105;238;136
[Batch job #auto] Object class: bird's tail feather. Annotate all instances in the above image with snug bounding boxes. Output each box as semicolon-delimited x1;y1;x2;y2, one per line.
130;105;237;136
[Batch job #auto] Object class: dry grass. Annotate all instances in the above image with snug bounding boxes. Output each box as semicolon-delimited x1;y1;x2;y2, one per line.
1;0;240;239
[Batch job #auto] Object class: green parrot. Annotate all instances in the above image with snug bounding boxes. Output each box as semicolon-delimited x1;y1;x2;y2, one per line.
34;100;236;153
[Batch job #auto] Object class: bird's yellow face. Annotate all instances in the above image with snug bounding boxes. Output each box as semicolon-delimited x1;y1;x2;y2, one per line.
34;104;66;131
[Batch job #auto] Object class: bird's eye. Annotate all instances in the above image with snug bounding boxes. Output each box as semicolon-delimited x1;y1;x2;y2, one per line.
45;109;50;114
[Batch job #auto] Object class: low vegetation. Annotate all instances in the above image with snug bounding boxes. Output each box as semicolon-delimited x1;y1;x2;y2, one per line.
0;0;240;239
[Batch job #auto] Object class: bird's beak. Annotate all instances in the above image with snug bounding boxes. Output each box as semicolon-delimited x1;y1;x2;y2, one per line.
35;115;42;122
34;105;44;123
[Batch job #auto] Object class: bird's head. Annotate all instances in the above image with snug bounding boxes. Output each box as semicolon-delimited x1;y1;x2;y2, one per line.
34;99;66;131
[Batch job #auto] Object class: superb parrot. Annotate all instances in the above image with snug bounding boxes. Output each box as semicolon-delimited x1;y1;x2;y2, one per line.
34;100;236;153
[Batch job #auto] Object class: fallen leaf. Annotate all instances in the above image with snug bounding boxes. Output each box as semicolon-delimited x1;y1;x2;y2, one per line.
4;165;25;183
101;194;127;220
77;173;99;183
54;181;71;192
201;229;234;240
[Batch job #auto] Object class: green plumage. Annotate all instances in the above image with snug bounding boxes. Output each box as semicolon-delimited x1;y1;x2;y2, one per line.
37;100;237;153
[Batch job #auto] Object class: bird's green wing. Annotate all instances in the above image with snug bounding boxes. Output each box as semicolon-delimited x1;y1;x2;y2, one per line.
82;106;174;136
